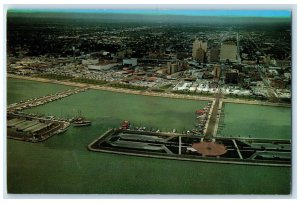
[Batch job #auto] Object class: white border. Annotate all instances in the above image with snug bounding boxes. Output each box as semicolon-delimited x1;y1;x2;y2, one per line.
1;1;299;202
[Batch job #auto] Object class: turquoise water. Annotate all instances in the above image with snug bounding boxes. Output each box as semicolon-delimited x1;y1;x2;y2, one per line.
217;103;291;139
6;78;291;194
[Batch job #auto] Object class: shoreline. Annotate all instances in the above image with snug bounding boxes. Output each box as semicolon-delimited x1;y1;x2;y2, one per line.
7;74;213;102
7;74;291;108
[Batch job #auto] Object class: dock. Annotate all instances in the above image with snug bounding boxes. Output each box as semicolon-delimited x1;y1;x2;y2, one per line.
88;129;291;167
7;112;70;142
7;86;88;112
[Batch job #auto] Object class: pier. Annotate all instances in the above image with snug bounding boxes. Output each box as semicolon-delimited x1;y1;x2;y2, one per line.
204;89;223;137
88;129;291;167
7;86;88;112
7;112;70;142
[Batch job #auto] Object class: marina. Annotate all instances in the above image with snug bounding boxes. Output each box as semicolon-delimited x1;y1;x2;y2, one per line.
7;112;70;142
4;7;294;195
217;102;291;139
7;78;292;194
88;129;291;167
7;77;73;105
8;86;89;112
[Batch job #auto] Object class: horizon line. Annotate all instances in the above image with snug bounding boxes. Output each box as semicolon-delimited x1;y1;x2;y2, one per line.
7;9;291;19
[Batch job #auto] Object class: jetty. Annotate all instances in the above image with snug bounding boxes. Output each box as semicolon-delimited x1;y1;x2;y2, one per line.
7;112;70;142
88;128;291;167
7;87;88;112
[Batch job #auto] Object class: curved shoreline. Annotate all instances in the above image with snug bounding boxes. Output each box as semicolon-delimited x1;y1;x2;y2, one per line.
7;74;291;107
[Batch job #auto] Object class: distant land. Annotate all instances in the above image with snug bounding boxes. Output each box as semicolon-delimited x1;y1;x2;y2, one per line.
7;9;291;17
7;9;291;25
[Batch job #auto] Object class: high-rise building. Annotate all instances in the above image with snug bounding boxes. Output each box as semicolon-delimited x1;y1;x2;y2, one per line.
220;41;238;63
210;47;220;62
167;62;171;74
236;32;241;64
213;64;221;80
192;39;207;62
171;64;178;74
167;61;185;75
195;48;206;63
167;62;178;75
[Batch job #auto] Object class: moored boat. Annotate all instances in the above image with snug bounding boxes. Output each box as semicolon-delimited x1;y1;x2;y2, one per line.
72;117;92;127
120;120;130;129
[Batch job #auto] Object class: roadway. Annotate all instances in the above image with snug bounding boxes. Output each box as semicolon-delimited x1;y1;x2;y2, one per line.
8;74;290;107
204;89;222;137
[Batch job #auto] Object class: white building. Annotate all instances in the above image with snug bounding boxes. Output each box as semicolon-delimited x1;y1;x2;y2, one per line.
123;58;137;66
88;63;120;71
82;59;99;65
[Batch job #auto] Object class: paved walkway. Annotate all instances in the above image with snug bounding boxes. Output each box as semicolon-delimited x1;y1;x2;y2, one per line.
205;90;222;137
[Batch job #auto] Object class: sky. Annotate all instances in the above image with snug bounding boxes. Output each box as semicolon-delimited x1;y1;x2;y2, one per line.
8;9;291;18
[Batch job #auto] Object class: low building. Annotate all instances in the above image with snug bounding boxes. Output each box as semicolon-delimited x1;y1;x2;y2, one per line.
271;78;287;89
284;72;291;80
88;63;120;71
82;59;99;65
123;58;138;66
225;71;239;84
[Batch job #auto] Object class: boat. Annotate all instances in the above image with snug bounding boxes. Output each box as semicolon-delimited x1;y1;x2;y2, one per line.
121;120;130;129
195;109;206;115
72;110;92;127
72;117;92;127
